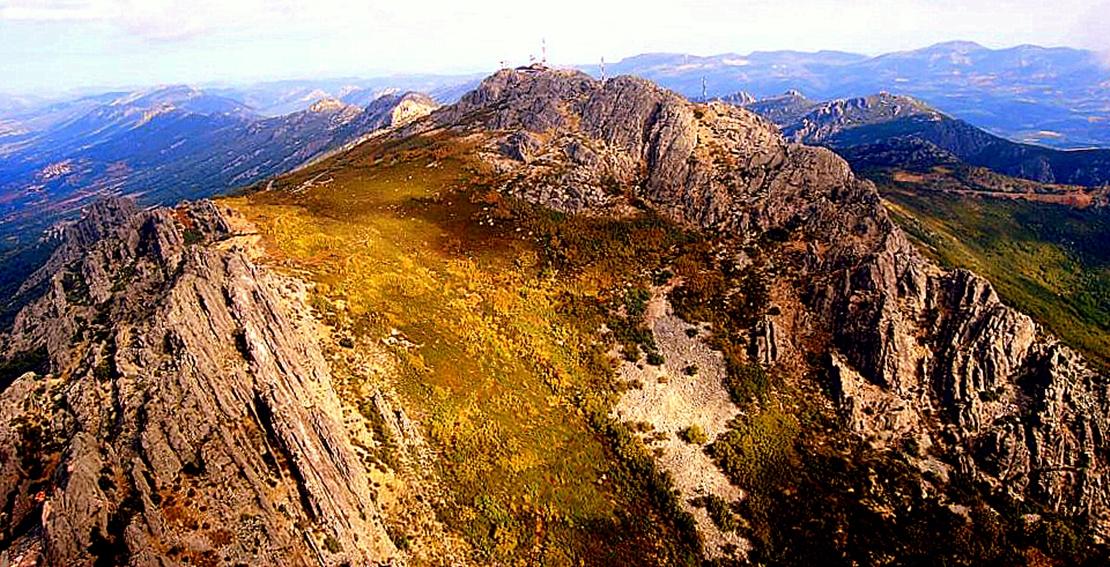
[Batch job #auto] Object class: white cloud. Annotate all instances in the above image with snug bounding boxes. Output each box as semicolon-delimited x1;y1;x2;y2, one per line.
3;0;1104;54
2;0;1108;93
0;0;296;38
0;0;116;20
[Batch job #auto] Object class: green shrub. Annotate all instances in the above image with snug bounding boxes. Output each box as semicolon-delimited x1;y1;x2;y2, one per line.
706;407;799;488
678;424;708;445
182;228;203;246
625;287;651;318
692;494;740;532
978;388;1004;402
722;357;771;407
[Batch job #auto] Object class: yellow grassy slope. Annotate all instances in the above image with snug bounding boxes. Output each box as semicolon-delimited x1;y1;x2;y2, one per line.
222;133;701;565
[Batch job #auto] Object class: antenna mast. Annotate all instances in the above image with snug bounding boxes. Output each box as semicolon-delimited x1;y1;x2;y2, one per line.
542;38;548;65
600;56;606;81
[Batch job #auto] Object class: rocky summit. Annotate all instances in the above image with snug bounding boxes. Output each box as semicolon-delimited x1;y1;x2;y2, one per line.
0;67;1107;566
420;67;1110;545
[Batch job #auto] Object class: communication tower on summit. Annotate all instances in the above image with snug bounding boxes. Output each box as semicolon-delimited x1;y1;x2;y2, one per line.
542;38;548;65
600;57;606;82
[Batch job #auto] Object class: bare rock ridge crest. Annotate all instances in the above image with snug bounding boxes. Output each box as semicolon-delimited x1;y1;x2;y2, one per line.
0;200;400;565
423;68;1110;535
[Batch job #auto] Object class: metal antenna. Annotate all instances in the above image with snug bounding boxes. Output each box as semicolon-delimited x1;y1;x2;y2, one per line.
542;38;547;65
600;56;606;82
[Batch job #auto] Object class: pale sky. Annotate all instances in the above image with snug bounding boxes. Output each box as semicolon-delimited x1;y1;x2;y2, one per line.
1;0;1108;94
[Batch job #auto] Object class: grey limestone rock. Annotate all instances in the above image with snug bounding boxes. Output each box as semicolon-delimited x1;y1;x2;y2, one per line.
0;198;400;566
426;67;1110;536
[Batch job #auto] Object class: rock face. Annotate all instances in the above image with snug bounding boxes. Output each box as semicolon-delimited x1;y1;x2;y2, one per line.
0;199;399;566
423;68;1110;536
776;93;942;144
380;93;438;128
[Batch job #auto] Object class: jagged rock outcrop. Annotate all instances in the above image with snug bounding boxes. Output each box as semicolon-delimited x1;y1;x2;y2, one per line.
777;93;942;144
718;91;756;106
0;199;399;566
419;67;1110;536
352;92;437;133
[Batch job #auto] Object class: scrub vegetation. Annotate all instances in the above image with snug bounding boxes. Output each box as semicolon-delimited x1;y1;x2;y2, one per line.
225;134;704;565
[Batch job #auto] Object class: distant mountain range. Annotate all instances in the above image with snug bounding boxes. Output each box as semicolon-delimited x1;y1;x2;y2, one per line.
205;74;482;116
0;40;1106;277
586;41;1110;149
746;92;1110;187
3;40;1107;150
0;85;437;254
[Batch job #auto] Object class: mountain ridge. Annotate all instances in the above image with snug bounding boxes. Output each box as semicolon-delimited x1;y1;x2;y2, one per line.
748;91;1110;186
0;66;1107;565
590;41;1110;149
0;198;404;566
403;67;1110;550
0;89;437;249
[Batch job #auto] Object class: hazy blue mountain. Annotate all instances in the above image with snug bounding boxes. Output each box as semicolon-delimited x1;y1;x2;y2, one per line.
0;87;436;258
208;73;481;115
744;91;822;125
0;93;45;115
748;92;1110;186
588;50;868;102
586;41;1110;149
0;91;127;150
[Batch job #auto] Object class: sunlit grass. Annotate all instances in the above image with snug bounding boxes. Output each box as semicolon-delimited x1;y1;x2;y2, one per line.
223;134;700;565
219;129;1109;565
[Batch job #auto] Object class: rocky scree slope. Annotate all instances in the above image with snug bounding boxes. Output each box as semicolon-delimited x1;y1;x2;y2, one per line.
0;199;400;566
418;68;1110;537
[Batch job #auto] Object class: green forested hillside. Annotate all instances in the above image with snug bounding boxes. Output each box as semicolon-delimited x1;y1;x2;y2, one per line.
883;188;1110;367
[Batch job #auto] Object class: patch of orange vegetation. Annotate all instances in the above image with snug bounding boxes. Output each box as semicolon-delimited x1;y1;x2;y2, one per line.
171;206;196;229
892;171;926;184
952;190;1098;208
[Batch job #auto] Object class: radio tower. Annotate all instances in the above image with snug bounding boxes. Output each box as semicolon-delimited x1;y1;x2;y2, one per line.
600;56;606;81
542;38;548;65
